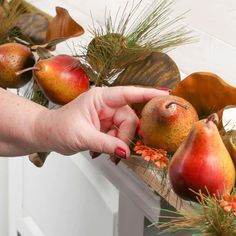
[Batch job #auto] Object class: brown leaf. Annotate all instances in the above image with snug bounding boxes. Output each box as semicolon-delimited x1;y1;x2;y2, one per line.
222;130;236;168
171;72;236;118
113;52;180;117
1;0;10;11
14;13;49;44
46;6;84;42
113;52;180;88
29;152;50;168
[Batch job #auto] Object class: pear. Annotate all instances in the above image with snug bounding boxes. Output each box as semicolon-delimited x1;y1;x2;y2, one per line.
0;43;35;88
140;95;198;153
19;55;90;105
168;114;235;201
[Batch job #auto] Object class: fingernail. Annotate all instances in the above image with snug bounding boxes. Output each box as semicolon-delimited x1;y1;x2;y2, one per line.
158;87;172;93
137;119;142;137
89;151;101;159
114;147;126;159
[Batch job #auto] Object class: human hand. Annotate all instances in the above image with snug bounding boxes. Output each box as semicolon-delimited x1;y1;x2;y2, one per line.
42;86;169;162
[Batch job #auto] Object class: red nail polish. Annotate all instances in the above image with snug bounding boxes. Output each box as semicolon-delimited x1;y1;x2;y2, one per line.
158;87;172;93
137;119;142;137
114;147;126;159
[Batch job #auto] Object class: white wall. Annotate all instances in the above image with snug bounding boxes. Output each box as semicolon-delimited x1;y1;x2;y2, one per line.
169;0;236;86
0;159;8;236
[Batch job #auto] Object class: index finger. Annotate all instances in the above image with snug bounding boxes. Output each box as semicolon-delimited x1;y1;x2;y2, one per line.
102;86;169;108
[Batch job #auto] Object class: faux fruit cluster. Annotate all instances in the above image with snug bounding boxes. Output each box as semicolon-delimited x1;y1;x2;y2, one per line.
1;32;235;205
0;42;90;104
139;94;236;202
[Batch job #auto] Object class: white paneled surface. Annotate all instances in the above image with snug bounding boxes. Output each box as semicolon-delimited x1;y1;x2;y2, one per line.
0;159;8;236
22;153;118;236
8;153;121;236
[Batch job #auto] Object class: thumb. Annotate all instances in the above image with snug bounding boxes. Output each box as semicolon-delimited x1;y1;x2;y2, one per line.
87;128;130;158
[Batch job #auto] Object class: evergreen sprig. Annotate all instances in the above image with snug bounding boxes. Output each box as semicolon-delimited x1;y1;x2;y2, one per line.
82;0;194;86
0;0;25;44
153;190;236;236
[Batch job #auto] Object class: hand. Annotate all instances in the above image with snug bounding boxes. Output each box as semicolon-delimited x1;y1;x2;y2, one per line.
42;86;168;160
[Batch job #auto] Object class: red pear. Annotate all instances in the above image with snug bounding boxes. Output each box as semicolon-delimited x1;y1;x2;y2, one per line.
140;95;198;154
33;55;89;105
168;114;235;201
0;43;35;88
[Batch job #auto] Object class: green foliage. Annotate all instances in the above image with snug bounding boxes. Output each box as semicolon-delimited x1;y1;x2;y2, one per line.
0;0;25;44
155;190;236;236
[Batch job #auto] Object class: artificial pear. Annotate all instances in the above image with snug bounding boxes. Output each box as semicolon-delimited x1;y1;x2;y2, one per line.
32;55;90;105
140;95;198;154
168;114;236;201
0;43;35;88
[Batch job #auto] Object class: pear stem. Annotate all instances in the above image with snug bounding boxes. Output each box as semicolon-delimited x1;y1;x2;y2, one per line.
165;101;189;110
206;113;219;125
16;67;40;76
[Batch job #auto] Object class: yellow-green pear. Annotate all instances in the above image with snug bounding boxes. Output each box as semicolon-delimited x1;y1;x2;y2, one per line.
140;95;198;153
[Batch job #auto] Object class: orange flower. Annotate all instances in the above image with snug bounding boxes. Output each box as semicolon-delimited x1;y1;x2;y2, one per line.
223;193;231;201
133;140;169;169
220;192;236;216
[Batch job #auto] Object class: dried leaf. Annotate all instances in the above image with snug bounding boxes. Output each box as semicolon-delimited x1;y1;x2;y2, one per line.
113;52;180;88
113;52;180;117
30;7;84;50
29;152;50;167
171;72;236;118
222;130;236;168
1;0;10;11
14;13;49;44
46;6;84;42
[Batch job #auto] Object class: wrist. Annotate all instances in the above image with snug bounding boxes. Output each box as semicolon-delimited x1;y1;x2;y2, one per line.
34;108;74;155
33;108;56;153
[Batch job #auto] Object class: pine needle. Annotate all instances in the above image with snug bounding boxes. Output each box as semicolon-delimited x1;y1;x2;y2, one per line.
154;190;236;235
0;0;26;44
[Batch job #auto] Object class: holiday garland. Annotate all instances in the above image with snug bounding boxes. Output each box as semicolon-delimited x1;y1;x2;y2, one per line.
0;1;236;235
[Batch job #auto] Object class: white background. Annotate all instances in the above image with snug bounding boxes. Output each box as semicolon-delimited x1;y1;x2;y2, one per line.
1;0;236;235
